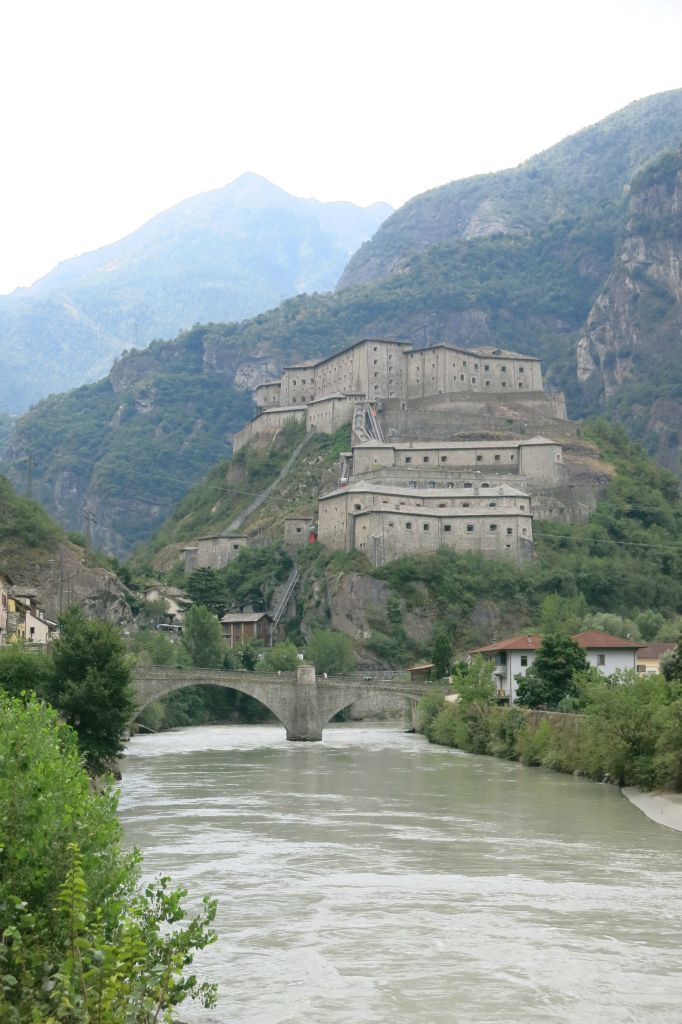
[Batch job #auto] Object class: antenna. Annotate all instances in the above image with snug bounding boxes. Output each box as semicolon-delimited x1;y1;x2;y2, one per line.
83;504;97;547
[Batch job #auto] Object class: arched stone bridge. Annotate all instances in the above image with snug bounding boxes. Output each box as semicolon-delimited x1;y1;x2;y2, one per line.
132;664;437;741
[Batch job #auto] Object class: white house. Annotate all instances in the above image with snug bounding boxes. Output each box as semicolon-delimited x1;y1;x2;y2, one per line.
471;630;642;703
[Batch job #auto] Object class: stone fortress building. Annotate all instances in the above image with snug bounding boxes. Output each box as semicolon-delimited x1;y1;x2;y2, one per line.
224;337;587;567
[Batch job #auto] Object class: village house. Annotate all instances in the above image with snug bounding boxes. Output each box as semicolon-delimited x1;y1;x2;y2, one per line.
471;630;643;703
0;571;13;644
220;611;274;648
635;642;677;675
143;585;192;625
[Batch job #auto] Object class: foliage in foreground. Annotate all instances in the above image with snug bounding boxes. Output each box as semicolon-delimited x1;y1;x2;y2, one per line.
0;694;217;1022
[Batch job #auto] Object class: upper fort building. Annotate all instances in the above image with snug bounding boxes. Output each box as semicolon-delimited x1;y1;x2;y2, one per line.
233;339;563;451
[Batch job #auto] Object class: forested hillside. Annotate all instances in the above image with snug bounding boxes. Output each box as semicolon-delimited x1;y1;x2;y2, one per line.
4;90;682;554
0;174;390;414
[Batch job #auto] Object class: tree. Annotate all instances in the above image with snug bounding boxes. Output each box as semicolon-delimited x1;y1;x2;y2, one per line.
0;693;217;1021
181;604;224;668
48;606;135;775
432;630;453;679
661;637;682;682
306;629;356;675
637;609;664;642
538;592;587;635
185;567;226;616
516;633;589;709
451;655;496;706
262;640;300;672
0;643;53;698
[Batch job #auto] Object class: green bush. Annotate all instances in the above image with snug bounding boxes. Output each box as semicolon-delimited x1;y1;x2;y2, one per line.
0;693;217;1022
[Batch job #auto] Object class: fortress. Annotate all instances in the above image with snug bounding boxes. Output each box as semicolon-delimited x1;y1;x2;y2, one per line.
225;338;596;568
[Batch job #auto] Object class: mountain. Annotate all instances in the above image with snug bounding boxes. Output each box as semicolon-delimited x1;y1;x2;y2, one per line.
577;148;682;471
3;90;682;555
0;174;391;413
338;90;682;290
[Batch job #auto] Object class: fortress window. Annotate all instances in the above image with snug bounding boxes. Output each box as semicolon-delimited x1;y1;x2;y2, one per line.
423;523;430;531
374;359;378;365
462;501;470;507
501;366;507;373
388;521;395;527
353;503;362;511
373;346;378;352
471;377;477;383
489;524;498;532
292;379;297;385
438;502;446;508
389;391;395;397
481;482;490;488
405;522;413;530
405;456;412;464
518;382;523;388
485;380;491;387
441;455;447;463
467;524;475;533
474;362;479;370
522;528;527;536
444;524;452;532
506;527;513;535
520;504;525;510
452;362;456;368
432;363;436;369
489;501;497;507
502;381;507;388
462;360;467;367
484;364;490;371
296;527;302;533
494;454;501;462
463;482;473;488
519;366;525;373
460;374;465;381
374;372;379;378
301;378;306;384
510;454;515;461
476;455;483;462
423;456;430;463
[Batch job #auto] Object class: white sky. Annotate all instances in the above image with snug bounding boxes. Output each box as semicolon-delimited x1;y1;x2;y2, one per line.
1;0;681;294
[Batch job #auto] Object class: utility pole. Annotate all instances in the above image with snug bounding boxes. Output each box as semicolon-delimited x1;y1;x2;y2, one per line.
83;504;97;548
26;454;36;499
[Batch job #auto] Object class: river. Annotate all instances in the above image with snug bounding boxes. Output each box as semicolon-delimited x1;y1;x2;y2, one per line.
119;722;682;1024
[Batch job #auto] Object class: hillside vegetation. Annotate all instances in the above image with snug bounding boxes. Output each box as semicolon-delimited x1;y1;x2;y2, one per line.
4;90;682;554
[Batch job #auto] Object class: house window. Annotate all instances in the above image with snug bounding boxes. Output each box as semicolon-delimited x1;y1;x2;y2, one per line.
444;524;452;532
521;655;528;667
597;654;606;666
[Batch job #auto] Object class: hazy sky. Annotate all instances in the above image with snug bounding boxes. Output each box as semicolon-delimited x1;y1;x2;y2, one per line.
1;0;681;293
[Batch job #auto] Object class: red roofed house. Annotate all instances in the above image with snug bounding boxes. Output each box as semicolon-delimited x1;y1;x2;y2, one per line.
471;630;642;704
635;642;677;675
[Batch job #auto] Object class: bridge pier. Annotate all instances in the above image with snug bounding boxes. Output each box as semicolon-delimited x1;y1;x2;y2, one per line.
285;663;323;741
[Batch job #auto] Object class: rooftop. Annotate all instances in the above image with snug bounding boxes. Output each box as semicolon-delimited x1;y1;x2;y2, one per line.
472;630;643;654
320;480;530;501
220;612;273;623
636;643;677;659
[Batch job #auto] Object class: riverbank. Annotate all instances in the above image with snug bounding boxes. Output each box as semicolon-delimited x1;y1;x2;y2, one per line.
622;787;682;832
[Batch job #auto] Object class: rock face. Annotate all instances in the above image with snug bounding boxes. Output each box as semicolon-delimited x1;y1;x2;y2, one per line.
576;151;682;475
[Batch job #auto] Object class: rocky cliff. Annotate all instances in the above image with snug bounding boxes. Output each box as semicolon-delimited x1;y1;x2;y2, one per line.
576;149;682;475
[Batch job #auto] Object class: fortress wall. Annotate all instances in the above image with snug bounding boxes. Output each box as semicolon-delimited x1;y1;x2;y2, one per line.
380;392;575;441
232;406;306;452
306;395;361;434
404;347;543;400
350;507;534;565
